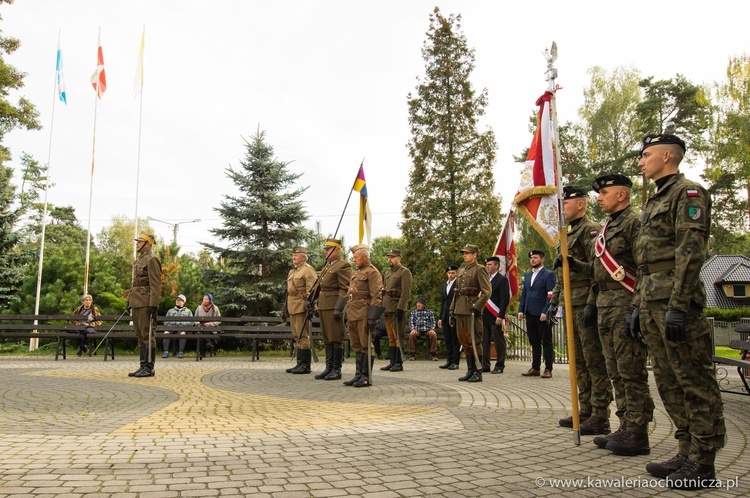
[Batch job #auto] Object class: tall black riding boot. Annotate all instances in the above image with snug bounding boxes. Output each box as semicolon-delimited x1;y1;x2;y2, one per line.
286;354;302;373
354;353;373;387
325;347;343;380
389;347;404;372
344;353;363;386
135;346;156;377
459;355;475;381
291;349;312;374
129;345;147;377
467;354;483;382
315;345;334;379
380;346;397;371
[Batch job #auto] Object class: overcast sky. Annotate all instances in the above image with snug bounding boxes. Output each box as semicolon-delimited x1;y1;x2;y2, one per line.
4;1;747;254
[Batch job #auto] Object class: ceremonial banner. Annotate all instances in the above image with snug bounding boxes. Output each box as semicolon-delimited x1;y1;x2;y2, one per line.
91;30;107;99
56;39;67;105
352;163;372;245
513;91;559;246
493;210;520;304
134;26;145;97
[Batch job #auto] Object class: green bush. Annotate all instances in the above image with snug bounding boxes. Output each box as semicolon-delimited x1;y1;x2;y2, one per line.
705;307;750;322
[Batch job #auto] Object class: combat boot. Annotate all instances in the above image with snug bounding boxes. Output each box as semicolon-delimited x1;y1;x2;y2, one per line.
291;349;311;374
666;460;717;490
467;354;483;382
134;347;156;377
343;353;363;386
315;345;334;379
594;426;627;449
129;345;148;377
646;453;689;478
459;356;475;381
580;416;611;435
389;348;404;372
380;347;397;370
324;347;343;380
559;412;590;428
606;431;650;456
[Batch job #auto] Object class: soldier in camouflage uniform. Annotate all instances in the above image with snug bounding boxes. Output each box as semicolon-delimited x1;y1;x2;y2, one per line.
380;249;412;371
127;234;162;378
589;174;654;453
549;186;613;431
285;247;318;374
451;244;492;383
314;238;352;381
630;134;725;490
343;245;384;388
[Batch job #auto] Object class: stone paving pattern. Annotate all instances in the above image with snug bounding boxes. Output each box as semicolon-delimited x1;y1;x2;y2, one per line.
0;355;747;497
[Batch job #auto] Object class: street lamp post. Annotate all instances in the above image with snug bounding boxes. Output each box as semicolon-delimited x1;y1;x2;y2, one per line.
146;217;201;245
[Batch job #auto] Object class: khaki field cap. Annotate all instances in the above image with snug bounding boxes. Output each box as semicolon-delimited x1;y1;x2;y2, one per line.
134;233;155;245
387;249;402;257
324;238;342;249
459;244;479;254
292;246;308;254
350;244;369;254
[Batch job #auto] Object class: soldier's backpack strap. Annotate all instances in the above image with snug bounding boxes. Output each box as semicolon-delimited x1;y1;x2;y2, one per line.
594;220;636;295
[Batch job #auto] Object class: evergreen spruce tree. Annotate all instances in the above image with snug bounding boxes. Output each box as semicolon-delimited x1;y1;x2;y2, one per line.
202;128;312;316
402;7;502;301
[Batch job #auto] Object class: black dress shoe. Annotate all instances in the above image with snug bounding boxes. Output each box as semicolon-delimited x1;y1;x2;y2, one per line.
447;363;459;370
439;361;451;369
481;366;491;373
491;367;504;374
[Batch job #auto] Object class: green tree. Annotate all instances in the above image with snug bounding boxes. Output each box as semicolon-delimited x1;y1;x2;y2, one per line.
202;128;312;316
402;7;502;303
0;165;27;308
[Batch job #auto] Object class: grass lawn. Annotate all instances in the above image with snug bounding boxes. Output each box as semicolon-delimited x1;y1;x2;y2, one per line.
715;345;746;359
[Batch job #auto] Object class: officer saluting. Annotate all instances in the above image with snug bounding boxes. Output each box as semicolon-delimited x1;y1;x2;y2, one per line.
128;233;162;378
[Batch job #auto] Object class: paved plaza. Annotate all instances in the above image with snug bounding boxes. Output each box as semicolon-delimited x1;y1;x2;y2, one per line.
0;354;747;497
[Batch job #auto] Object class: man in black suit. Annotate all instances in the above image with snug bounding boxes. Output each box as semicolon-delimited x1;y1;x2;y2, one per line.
437;265;460;370
517;250;557;378
482;256;510;373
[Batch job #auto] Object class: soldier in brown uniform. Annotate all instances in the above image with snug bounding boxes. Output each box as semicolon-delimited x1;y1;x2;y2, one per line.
380;249;412;372
127;233;162;378
588;174;654;454
451;244;491;383
343;244;384;388
285;247;318;374
314;238;352;381
550;186;613;431
631;134;725;489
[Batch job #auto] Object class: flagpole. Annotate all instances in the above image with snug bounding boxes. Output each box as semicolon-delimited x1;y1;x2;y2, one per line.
84;27;103;296
31;30;64;351
133;25;145;276
545;42;581;445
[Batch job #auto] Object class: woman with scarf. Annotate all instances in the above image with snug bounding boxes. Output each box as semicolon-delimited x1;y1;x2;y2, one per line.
72;295;102;357
194;294;221;357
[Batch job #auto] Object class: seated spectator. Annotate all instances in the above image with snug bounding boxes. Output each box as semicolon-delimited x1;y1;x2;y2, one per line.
195;294;221;357
72;294;101;357
408;297;438;361
163;294;193;358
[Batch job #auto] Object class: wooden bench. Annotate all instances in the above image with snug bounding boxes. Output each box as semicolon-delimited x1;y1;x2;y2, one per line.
0;315;324;362
713;323;750;396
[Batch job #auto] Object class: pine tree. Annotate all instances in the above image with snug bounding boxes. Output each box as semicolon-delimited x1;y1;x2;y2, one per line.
402;7;502;302
202;128;312;316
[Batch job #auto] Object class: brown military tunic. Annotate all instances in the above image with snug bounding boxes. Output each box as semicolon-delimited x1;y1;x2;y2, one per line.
346;262;383;354
129;248;162;348
382;264;412;348
452;261;491;356
286;262;317;350
317;258;352;347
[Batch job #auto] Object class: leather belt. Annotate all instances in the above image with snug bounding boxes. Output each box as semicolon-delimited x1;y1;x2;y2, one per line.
321;286;339;292
348;294;371;301
639;261;676;275
288;290;307;296
569;280;591;289
455;288;479;296
382;289;402;297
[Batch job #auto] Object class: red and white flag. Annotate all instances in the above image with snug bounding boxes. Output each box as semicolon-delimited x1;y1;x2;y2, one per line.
91;29;107;99
493;210;520;304
513;91;559;246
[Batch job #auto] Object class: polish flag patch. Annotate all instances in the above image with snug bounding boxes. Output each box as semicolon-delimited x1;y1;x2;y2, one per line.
686;189;700;197
547;291;553;298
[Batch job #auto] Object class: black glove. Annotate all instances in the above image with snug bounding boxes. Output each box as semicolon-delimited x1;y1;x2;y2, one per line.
368;318;378;329
305;300;314;313
472;308;481;317
333;309;342;321
625;306;641;340
553;254;563;269
149;307;158;319
665;308;687;342
126;301;131;313
396;309;404;321
546;303;557;319
583;304;597;328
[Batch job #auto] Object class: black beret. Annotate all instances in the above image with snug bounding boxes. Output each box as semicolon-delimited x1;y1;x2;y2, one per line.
528;250;545;258
592;174;632;192
485;256;500;264
446;265;459;271
641;133;686;154
563;185;587;200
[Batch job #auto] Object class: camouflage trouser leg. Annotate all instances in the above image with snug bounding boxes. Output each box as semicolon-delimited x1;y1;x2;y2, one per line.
599;306;653;432
641;304;726;464
569;305;592;415
597;307;628;428
573;305;613;418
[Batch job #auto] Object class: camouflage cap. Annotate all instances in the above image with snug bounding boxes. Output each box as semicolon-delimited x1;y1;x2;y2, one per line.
592;174;632;193
641;133;686;154
563;185;588;199
459;244;479;254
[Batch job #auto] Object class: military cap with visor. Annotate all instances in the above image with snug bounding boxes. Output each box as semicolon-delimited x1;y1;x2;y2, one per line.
134;233;155;245
459;244;479;254
323;238;342;249
386;249;402;257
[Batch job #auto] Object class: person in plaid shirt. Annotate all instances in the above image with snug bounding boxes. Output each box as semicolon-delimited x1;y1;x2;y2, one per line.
408;297;438;361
